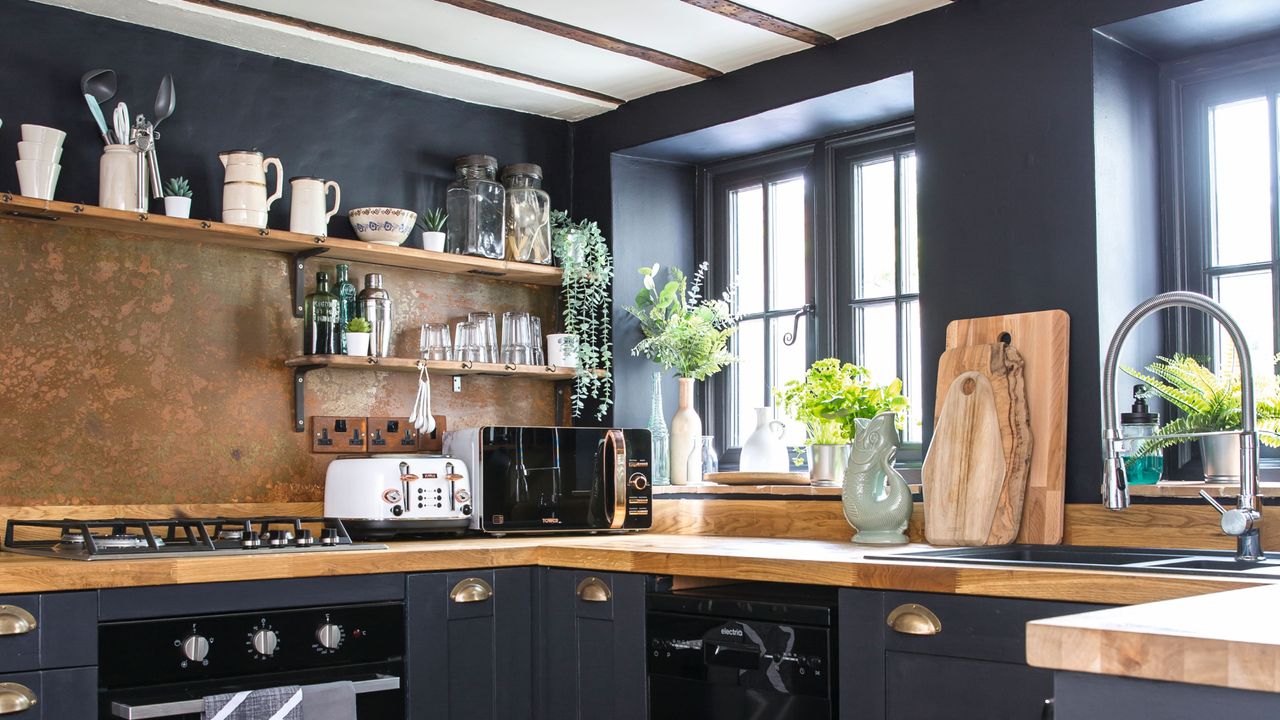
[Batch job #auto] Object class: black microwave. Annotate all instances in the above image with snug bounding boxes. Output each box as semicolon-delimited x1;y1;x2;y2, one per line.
443;426;653;534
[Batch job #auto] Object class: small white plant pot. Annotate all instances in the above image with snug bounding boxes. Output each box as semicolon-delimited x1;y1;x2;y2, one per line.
422;230;446;252
345;332;371;356
164;196;192;219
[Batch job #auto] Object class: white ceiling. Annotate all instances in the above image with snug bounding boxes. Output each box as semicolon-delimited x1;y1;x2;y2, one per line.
33;0;948;120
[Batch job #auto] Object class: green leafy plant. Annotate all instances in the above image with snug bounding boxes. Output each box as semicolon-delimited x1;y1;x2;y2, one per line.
550;210;613;420
776;358;908;445
416;208;447;233
163;176;192;198
1123;354;1280;452
625;262;737;381
345;317;371;333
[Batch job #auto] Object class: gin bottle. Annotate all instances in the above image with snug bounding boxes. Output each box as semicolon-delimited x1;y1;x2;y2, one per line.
648;371;671;485
334;264;358;353
303;272;340;355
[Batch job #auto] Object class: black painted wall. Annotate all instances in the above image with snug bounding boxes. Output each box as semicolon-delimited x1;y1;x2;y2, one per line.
575;0;1202;504
2;1;571;245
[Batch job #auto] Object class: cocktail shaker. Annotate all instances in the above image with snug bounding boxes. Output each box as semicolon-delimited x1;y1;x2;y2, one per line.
357;273;392;357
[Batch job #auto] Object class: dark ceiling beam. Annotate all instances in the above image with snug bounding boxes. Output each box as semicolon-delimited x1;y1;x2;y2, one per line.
180;0;624;106
679;0;836;46
436;0;722;79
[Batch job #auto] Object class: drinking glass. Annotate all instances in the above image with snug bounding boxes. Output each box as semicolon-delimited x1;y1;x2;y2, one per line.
419;323;452;361
454;321;487;363
529;315;544;365
468;312;499;361
501;311;533;365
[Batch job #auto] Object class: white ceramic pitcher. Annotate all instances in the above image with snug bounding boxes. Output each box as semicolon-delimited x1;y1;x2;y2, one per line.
739;406;790;473
289;176;341;237
220;149;283;229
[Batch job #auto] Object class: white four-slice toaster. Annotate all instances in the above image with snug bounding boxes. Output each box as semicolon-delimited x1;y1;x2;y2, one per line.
324;454;473;539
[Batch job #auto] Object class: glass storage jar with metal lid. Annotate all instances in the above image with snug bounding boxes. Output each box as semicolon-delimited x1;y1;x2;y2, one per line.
446;154;506;259
501;163;553;265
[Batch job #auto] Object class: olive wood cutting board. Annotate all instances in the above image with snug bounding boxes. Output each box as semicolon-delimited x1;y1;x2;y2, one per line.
943;310;1070;544
924;343;1033;545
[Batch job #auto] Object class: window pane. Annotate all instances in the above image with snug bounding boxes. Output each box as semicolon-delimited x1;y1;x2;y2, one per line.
770;315;810;446
732;318;765;446
1213;271;1274;379
902;299;923;443
900;153;919;295
769;176;807;310
854;302;898;388
855;158;896;299
1209;97;1271;267
731;185;765;315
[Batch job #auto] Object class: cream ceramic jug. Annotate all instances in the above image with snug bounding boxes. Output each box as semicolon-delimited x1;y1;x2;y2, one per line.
739;407;790;473
220;149;283;229
289;176;341;237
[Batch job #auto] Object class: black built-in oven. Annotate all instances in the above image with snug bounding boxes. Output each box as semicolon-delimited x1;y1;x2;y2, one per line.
98;602;404;718
647;583;838;719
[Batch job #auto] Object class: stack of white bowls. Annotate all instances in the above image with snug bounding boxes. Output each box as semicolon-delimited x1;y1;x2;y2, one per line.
16;124;65;200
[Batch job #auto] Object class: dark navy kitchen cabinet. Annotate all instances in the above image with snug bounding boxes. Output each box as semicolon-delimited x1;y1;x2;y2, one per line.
0;593;96;673
0;667;97;719
406;568;535;720
538;569;647;720
840;590;1108;720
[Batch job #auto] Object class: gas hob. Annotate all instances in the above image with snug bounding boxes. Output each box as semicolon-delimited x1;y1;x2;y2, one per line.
3;516;386;560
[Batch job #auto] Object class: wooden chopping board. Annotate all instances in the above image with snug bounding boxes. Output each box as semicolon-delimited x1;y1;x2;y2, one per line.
924;343;1033;545
945;310;1070;544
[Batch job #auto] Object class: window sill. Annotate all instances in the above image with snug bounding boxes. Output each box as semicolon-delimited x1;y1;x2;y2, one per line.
1128;480;1280;498
653;480;923;499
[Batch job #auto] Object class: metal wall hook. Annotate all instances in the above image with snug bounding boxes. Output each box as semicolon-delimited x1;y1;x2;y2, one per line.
783;304;815;346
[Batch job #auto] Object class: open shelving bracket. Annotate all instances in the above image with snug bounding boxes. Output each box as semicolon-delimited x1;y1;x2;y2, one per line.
291;248;330;318
292;364;324;432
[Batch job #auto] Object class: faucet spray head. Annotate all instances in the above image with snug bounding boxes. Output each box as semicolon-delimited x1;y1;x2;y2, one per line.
1102;439;1130;510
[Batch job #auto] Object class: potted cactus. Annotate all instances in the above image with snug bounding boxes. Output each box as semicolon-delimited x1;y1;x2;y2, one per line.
417;208;447;252
345;317;372;356
163;176;193;219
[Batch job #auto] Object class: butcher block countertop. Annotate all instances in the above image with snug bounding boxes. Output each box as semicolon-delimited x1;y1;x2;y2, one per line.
1027;584;1280;693
0;533;1268;604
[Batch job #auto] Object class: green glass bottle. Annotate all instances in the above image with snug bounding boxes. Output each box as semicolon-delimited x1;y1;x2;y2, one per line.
334;264;358;353
303;271;340;355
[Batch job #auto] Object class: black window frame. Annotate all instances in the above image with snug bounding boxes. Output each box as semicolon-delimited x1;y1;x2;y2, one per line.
697;120;920;461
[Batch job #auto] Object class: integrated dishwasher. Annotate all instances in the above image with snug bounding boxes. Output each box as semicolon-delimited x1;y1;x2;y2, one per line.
647;582;838;719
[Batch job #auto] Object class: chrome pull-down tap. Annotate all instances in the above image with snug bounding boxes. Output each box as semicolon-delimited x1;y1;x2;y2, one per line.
1100;291;1262;562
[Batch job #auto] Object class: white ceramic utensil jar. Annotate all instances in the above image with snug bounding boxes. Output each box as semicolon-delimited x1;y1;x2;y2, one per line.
99;144;140;211
220;150;283;228
289;177;341;236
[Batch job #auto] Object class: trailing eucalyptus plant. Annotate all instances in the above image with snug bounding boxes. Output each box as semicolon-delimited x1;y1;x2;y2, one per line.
551;210;613;420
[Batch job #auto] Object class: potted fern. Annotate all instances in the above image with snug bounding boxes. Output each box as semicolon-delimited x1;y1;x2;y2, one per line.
163;176;192;219
1123;354;1280;481
550;211;613;421
345;317;372;357
417;208;447;252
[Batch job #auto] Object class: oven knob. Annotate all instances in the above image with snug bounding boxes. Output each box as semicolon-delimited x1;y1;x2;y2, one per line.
181;634;210;663
315;623;343;650
629;473;648;491
252;629;279;657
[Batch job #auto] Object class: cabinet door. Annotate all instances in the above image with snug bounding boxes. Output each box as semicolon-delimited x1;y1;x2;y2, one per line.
406;568;534;720
0;593;96;673
538;569;646;720
886;651;1053;720
0;667;96;720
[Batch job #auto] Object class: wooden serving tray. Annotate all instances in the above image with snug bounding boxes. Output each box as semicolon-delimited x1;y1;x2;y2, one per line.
703;472;812;486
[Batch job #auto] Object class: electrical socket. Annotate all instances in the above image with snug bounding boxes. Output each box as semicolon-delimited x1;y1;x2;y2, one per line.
418;415;448;452
367;417;418;453
311;416;367;453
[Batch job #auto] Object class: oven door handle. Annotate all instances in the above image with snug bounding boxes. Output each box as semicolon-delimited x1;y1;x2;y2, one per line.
109;674;401;719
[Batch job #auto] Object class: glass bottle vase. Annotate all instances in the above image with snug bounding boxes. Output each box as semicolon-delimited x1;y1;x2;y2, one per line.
647;372;671;486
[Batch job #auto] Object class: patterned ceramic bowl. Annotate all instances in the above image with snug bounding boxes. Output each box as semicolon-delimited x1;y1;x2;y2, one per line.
349;207;418;246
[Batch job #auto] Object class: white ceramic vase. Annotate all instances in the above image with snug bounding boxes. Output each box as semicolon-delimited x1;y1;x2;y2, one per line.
739;407;789;473
670;377;702;485
164;196;192;219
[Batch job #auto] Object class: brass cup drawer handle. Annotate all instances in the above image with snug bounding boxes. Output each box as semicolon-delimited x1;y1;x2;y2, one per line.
449;577;493;604
576;576;612;603
0;606;36;636
0;683;36;715
886;603;942;636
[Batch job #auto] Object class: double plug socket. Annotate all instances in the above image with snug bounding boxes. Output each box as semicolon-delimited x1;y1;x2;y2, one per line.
312;415;447;453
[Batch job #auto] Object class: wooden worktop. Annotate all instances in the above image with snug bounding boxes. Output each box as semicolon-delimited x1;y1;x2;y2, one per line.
0;533;1265;604
1027;584;1280;693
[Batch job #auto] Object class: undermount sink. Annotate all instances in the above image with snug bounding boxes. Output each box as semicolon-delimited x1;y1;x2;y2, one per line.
873;545;1280;579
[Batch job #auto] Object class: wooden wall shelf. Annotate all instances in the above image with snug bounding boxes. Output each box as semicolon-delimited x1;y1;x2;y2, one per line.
0;194;564;286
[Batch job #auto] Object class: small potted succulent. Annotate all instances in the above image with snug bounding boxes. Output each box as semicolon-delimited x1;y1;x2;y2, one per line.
163;176;193;219
417;208;447;252
345;317;372;357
